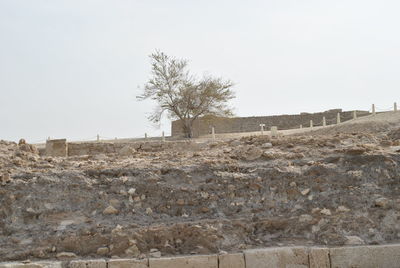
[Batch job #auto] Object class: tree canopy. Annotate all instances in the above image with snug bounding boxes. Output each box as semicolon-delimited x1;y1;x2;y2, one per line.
138;51;235;138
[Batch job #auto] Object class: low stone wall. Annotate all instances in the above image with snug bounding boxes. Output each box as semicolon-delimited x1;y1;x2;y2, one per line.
2;244;400;268
172;109;370;137
45;139;68;157
67;141;204;156
43;140;206;157
67;142;136;156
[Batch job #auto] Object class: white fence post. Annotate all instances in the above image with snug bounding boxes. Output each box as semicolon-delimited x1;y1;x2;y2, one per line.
300;124;302;129
310;120;313;129
395;102;398;112
211;127;216;140
337;113;341;124
353;111;357;119
322;117;326;127
162;131;165;142
97;134;100;142
271;126;278;137
145;133;148;140
372;104;376;115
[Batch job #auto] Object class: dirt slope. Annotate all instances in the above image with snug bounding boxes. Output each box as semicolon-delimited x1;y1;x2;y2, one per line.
1;116;400;261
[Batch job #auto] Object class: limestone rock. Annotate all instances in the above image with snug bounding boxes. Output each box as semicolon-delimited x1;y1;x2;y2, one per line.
108;259;148;268
301;188;310;196
261;142;273;149
96;247;109;256
56;252;77;259
320;208;331;216
375;197;390;208
103;205;119;215
128;188;136;195
345;235;365;245
219;253;245;268
149;248;162;258
299;214;313;223
149;255;218;268
336;206;350;212
146;207;153;214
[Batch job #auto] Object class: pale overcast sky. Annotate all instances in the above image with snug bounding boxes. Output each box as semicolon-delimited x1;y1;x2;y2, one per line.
0;0;399;142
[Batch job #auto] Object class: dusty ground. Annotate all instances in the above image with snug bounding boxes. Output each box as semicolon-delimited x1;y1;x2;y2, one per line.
1;112;400;262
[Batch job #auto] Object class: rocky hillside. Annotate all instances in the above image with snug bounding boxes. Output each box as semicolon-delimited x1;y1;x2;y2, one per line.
1;122;400;261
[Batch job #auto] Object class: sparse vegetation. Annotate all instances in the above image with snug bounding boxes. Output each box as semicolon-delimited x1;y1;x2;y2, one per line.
138;51;235;138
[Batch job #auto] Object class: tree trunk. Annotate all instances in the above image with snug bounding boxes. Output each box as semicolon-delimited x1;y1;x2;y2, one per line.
182;119;193;138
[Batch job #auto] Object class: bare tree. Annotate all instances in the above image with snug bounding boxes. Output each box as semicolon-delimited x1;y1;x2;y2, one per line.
138;51;235;138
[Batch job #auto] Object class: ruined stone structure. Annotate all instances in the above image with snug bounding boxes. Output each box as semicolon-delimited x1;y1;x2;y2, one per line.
45;139;68;157
171;109;370;137
44;140;203;157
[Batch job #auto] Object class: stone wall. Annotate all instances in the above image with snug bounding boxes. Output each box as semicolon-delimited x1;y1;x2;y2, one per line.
44;140;205;157
2;244;400;268
67;142;133;156
45;139;68;157
171;109;370;137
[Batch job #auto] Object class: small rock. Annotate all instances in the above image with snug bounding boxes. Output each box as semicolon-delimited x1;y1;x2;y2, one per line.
149;249;161;258
200;192;209;199
56;252;77;259
336;206;350;212
345;236;365;245
146;207;153;214
375;197;390;208
96;247;109;256
299;214;313;223
103;205;119;215
289;182;297;187
200;207;210;213
111;225;123;234
261;142;273;149
320;208;331;216
128;188;136;195
311;208;320;214
301;188;310;196
26;208;36;213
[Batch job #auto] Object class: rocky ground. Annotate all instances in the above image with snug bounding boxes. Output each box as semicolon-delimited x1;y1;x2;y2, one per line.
1;113;400;262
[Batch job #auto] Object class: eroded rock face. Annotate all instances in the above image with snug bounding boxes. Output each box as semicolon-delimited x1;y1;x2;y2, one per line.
1;131;400;261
